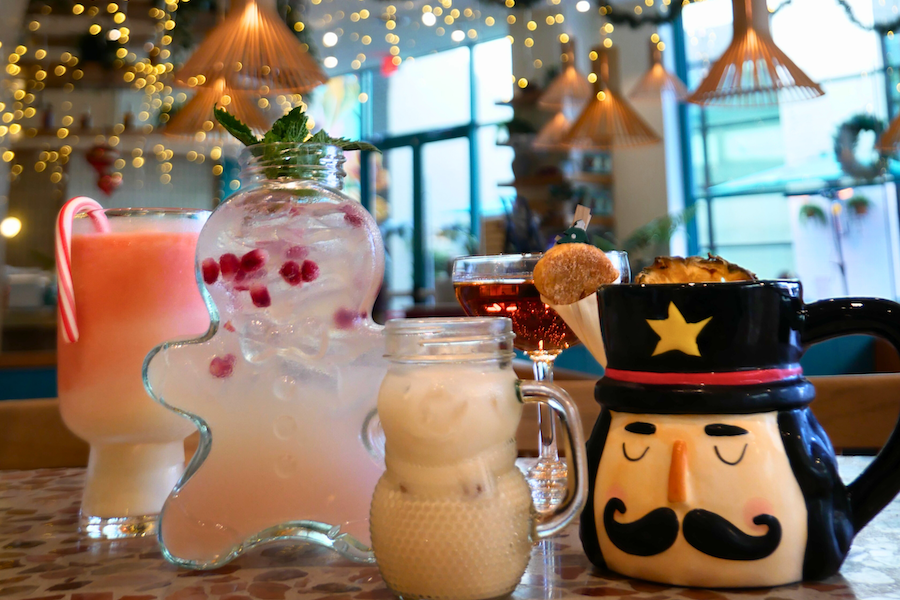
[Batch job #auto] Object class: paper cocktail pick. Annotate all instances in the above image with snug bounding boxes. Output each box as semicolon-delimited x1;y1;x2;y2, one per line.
543;205;618;367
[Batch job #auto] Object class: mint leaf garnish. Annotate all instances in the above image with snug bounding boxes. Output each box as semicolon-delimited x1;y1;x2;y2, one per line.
336;140;380;152
215;105;380;152
214;107;259;146
263;106;310;144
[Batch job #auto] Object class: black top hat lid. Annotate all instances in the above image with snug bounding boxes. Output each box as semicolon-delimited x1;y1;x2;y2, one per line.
596;280;815;414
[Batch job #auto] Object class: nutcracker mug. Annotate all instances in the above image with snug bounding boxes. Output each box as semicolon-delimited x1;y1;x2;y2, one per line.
581;281;900;588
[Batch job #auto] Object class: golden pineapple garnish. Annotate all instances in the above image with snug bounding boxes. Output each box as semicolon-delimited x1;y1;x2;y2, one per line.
635;254;757;284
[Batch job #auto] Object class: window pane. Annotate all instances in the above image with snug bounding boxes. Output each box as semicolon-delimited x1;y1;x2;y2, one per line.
308;75;363;199
424;138;471;303
474;38;514;124
478;125;514;217
710;194;793;246
381;147;415;312
387;47;470;136
700;244;795;281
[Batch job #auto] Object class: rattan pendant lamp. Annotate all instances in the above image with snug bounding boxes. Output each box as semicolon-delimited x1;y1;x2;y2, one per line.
174;0;328;94
165;77;270;139
629;40;687;101
533;111;571;151
538;39;593;117
878;113;900;154
563;46;660;150
686;0;823;106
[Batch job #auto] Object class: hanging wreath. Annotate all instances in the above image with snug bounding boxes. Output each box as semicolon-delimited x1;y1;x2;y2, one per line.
833;114;888;180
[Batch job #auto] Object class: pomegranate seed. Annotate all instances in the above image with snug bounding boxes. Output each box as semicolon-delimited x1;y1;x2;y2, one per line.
334;307;359;329
223;321;236;332
232;270;249;291
219;253;240;279
210;354;236;378
241;249;268;272
340;204;365;228
280;261;303;286
250;284;271;307
201;258;220;284
301;260;319;282
286;245;309;260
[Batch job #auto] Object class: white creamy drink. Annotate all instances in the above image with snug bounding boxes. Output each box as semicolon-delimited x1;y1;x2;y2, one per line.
370;319;535;600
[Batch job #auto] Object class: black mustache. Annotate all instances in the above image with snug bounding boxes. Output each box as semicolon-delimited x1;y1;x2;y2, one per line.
683;509;782;561
604;499;781;561
603;498;679;557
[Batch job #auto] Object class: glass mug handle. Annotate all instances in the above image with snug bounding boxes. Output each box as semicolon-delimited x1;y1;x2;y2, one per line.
517;380;588;539
361;408;386;461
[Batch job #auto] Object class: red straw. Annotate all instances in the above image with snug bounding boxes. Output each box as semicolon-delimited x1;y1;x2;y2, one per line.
56;197;111;343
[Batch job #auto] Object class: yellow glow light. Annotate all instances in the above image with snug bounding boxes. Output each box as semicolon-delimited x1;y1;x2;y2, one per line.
517;78;528;88
651;33;660;43
603;38;613;47
0;217;21;238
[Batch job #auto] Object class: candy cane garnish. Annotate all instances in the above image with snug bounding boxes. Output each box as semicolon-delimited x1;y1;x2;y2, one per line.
56;196;111;343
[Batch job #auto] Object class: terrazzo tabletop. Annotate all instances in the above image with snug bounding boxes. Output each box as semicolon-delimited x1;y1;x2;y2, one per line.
0;457;897;600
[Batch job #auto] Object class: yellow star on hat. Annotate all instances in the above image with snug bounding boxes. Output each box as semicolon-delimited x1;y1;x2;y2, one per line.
646;302;712;357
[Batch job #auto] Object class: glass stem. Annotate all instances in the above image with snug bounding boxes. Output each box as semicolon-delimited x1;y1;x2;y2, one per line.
531;353;558;464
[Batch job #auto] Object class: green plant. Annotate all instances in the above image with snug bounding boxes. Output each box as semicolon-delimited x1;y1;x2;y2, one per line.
799;203;828;226
593;207;696;261
846;195;872;216
433;224;479;275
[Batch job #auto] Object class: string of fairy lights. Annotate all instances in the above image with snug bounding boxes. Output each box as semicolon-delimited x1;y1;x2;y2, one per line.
0;0;638;197
4;0;879;199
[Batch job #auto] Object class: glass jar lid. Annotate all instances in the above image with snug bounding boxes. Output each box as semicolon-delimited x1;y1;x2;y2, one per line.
384;317;514;363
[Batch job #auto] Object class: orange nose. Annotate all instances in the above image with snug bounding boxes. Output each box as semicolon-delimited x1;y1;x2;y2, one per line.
668;440;688;504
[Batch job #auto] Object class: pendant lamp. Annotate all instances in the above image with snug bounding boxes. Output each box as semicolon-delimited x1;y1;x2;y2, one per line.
174;0;328;94
629;40;688;101
877;115;900;154
563;46;660;150
538;39;593;116
686;0;823;106
533;111;571;151
165;77;271;139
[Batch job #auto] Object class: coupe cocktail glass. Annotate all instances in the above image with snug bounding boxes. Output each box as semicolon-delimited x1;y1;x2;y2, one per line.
57;207;210;539
452;252;629;511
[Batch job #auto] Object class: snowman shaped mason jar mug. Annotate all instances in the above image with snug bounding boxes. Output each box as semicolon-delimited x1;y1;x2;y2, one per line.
582;280;900;588
370;317;587;600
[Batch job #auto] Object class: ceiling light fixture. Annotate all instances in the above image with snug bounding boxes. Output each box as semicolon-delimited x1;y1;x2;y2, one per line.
687;0;823;106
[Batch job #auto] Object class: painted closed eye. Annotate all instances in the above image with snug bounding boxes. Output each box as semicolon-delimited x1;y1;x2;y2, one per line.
705;423;749;465
622;442;649;462
622;421;654;462
713;443;748;465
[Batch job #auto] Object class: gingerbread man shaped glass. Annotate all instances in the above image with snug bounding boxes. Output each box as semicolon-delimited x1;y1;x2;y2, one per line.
144;143;387;569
